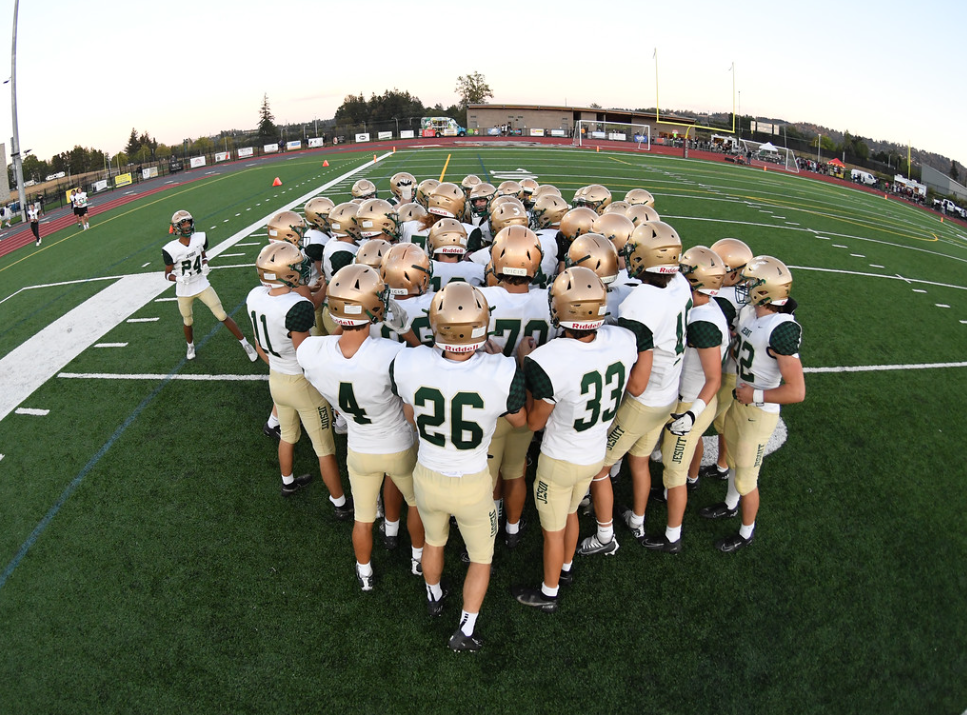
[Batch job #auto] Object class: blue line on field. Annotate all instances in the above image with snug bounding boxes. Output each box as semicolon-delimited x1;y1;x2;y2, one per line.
476;155;491;184
0;304;245;592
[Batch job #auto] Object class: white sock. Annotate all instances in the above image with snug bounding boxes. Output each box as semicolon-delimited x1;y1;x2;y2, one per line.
384;519;400;537
505;520;519;535
596;520;614;543
239;337;249;346
267;413;280;429
187;341;194;349
412;546;423;562
725;470;741;510
356;561;373;577
426;581;443;601
627;512;644;529
686;476;698;485
330;494;347;508
739;522;755;540
459;610;478;636
562;561;573;573
281;473;294;485
541;582;559;598
666;524;682;542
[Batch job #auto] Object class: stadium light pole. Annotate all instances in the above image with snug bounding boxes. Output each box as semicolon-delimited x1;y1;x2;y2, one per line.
9;0;27;222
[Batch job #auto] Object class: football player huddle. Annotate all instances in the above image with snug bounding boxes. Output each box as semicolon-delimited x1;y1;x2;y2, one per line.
229;173;805;652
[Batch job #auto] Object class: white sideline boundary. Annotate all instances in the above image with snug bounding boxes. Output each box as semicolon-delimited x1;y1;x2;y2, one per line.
0;153;392;423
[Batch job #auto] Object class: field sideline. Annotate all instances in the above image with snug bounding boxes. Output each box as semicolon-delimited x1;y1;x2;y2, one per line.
0;145;965;715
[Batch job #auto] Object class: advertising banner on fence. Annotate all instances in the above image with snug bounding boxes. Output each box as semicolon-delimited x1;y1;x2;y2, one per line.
142;166;159;179
608;132;627;141
286;141;301;151
190;156;206;168
238;147;254;158
308;137;324;148
92;180;108;193
529;128;545;137
264;143;279;154
214;152;230;163
550;129;566;137
355;133;371;143
400;130;414;139
378;131;392;140
115;173;132;188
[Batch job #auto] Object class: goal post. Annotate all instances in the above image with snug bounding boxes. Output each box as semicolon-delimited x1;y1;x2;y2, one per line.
739;139;800;173
573;120;651;150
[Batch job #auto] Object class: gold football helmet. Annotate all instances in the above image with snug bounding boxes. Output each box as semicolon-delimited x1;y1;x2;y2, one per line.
625;188;656;207
171;210;194;237
623;221;682;277
327;264;388;326
461;174;482;195
416;179;440;208
625;204;662;226
680;245;727;296
489;199;530;235
354;238;392;269
591;212;636;254
576;184;612;214
491;225;543;279
603;200;631;215
519;178;539;207
256;241;305;288
427;182;466;219
429;282;490;353
267;210;306;246
565;233;619;284
428;218;469;256
396;202;428;224
390;172;417;204
559;207;599;245
549;267;609;331
531;194;570;230
351;178;378;200
380;243;432;296
737;255;793;306
710;237;754;286
304;197;335;232
328;202;361;240
469;182;497;218
532;184;561;200
356;198;400;241
496;180;524;201
484;259;499;287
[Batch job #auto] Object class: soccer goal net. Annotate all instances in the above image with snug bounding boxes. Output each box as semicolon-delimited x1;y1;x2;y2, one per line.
573;121;651;150
739;139;800;173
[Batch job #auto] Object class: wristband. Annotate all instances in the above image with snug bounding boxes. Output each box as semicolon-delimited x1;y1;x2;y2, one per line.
752;389;765;405
690;398;707;419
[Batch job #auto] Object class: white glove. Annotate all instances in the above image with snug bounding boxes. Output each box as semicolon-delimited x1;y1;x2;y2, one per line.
202;263;211;276
667;399;706;437
383;298;413;334
176;272;192;285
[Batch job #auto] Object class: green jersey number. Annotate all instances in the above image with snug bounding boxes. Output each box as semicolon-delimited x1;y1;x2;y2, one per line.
674;299;693;356
338;382;371;425
414;387;485;450
736;338;756;382
249;310;282;358
180;255;202;276
430;275;466;292
573;362;627;432
492;318;550;357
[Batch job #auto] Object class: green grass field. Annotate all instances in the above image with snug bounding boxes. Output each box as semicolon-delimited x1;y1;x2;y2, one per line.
1;146;965;715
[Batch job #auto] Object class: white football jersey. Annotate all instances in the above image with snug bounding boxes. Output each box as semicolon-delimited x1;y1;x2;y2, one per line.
618;272;693;407
392;346;525;476
297;335;414;454
715;285;743;375
605;282;636;325
322;240;359;283
162;233;211;297
303;228;330;283
678;300;729;402
27;206;39;221
733;307;802;414
430;259;485;291
525;325;638;465
246;286;315;375
534;228;561;287
371;291;435;344
479;286;556;357
400;220;430;253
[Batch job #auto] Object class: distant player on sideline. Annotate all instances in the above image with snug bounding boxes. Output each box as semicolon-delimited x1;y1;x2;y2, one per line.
162;210;258;362
71;189;90;230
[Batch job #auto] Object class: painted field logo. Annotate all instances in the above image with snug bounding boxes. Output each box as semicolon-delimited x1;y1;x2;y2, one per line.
536;480;549;504
490;168;538;181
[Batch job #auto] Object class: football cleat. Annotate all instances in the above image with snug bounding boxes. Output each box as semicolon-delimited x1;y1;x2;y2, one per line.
427;584;449;617
378;520;398;550
332;496;354;521
715;531;754;553
504;518;527;549
686;477;701;493
281;473;313;497
262;421;281;441
698;502;739;519
648;487;667;504
558;568;575;587
511;585;559;613
619;506;647;541
699;464;730;481
642;533;683;554
411;557;423;576
577;534;619;556
448;628;483;653
355;564;374;592
186;343;196;360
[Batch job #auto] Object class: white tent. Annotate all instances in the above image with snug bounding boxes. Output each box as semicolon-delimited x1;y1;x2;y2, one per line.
758;142;778;153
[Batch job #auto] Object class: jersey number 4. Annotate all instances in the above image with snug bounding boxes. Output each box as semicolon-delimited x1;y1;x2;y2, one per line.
338;382;371;425
414;387;484;449
180;256;202;276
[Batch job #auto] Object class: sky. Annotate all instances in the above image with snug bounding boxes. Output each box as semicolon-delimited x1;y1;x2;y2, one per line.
2;0;966;169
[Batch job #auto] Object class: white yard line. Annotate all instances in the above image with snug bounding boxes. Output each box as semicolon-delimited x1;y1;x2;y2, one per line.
805;361;967;374
15;408;49;416
788;265;967;292
94;343;128;348
59;372;269;381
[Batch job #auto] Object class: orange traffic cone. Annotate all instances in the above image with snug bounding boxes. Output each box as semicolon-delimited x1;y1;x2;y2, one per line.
168;225;174;234
272;177;282;187
373;154;377;162
323;160;329;167
596;146;599;152
393;147;396;153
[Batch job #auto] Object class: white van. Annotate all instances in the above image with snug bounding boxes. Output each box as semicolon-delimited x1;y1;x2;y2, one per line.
850;169;876;186
45;171;66;181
